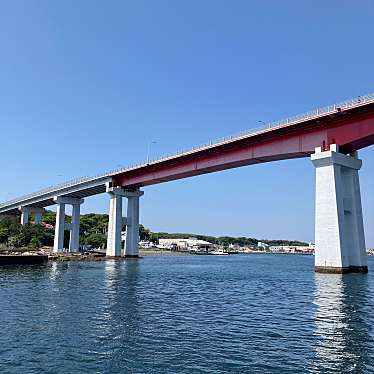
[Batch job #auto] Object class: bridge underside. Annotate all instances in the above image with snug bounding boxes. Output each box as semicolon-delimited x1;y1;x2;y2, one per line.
114;105;374;188
0;180;108;215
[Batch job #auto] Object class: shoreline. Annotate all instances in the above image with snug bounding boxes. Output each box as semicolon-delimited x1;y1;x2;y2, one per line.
8;248;374;264
0;249;316;265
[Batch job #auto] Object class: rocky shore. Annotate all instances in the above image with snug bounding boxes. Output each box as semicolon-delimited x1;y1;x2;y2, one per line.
0;246;193;264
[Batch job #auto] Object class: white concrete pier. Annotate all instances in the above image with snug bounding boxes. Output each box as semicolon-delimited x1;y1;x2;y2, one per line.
19;206;30;225
106;186;124;257
69;199;83;252
19;207;45;225
106;184;144;258
53;199;65;253
53;196;84;253
311;145;367;273
34;209;44;225
124;189;144;258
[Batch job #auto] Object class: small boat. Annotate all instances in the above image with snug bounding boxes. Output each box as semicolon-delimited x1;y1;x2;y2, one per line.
190;249;210;255
210;249;228;255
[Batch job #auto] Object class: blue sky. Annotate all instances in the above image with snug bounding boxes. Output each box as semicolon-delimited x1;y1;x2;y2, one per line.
0;0;373;245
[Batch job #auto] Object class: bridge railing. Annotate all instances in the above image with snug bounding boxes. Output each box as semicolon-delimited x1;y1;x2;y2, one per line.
114;93;374;167
0;175;105;209
1;93;373;210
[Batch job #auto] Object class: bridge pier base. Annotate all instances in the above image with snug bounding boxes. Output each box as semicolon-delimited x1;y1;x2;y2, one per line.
124;189;144;258
106;184;144;258
53;197;84;253
19;207;45;225
106;186;124;257
69;200;83;252
312;145;367;274
19;207;30;225
34;209;44;225
53;200;65;253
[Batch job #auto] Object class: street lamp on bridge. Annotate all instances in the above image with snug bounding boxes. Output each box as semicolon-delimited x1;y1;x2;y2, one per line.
147;141;157;164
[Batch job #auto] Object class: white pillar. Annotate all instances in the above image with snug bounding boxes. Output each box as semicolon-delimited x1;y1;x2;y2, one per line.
106;186;124;257
19;207;44;225
124;189;144;258
35;212;43;225
311;145;367;273
32;208;44;225
53;196;83;253
53;201;65;253
69;201;83;252
19;207;30;225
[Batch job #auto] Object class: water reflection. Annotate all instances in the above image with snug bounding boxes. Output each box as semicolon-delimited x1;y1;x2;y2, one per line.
98;260;141;371
311;273;373;373
103;259;140;313
0;264;51;284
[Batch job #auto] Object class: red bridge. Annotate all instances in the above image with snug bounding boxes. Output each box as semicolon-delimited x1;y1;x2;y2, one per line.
114;96;374;188
1;93;373;273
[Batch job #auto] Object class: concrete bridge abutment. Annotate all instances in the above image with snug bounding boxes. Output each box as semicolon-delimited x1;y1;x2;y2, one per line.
53;196;84;253
124;189;144;258
106;183;144;258
19;207;45;225
312;144;368;274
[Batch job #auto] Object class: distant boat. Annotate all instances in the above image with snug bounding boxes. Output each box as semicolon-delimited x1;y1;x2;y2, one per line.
210;249;228;256
189;248;209;255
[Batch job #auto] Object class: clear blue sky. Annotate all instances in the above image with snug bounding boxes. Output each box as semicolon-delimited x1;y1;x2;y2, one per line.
0;0;373;245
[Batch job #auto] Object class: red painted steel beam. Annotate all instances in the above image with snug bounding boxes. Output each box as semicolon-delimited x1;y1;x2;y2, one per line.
113;104;374;188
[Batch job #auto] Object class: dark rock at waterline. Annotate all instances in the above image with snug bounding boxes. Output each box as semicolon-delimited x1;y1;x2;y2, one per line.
0;255;48;266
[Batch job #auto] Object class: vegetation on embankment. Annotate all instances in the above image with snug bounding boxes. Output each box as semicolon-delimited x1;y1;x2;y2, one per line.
156;232;308;247
0;210;308;249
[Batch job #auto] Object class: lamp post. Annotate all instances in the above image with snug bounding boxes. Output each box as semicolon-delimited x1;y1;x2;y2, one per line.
147;141;157;164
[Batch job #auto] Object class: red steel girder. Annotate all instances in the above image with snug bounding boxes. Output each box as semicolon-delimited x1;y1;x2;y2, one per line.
113;104;374;188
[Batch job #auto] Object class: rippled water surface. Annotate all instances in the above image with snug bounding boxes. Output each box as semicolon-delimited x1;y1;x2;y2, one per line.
1;254;374;373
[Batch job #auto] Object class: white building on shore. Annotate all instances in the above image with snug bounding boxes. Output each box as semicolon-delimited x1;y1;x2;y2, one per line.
269;244;315;254
159;238;214;251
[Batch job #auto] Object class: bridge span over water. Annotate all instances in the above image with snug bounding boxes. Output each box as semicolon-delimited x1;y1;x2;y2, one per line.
1;93;374;273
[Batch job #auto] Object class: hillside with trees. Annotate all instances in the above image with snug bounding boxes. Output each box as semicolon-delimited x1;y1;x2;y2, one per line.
0;210;308;249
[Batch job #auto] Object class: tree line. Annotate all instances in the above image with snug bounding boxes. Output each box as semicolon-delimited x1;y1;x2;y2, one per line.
155;232;307;247
0;210;308;249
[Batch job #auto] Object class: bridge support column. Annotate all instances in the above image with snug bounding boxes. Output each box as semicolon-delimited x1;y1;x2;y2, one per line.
53;200;65;253
53;196;84;253
124;189;144;258
106;186;124;257
34;209;44;225
69;200;83;252
106;184;144;258
19;207;30;225
311;145;367;273
19;207;45;225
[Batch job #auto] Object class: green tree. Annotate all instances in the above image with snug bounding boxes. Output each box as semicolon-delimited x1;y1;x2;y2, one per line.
29;237;42;249
85;232;106;248
0;227;9;243
1;210;308;251
139;224;152;241
41;210;56;225
8;231;28;248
